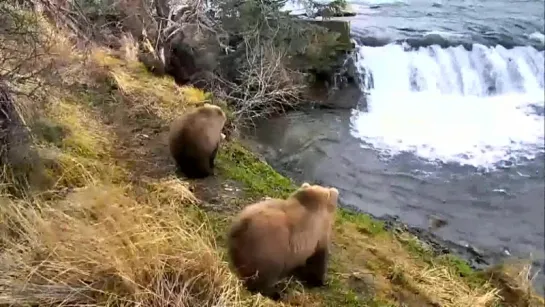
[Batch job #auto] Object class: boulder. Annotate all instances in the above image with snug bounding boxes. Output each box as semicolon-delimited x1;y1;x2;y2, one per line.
338;4;357;17
303;19;354;51
157;6;223;87
289;18;356;100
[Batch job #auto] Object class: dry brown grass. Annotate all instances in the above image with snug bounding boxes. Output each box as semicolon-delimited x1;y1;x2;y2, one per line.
396;263;500;306
32;95;122;188
0;185;250;306
142;176;199;207
330;217;503;307
394;234;502;307
92;47;211;124
0;14;267;307
484;261;545;307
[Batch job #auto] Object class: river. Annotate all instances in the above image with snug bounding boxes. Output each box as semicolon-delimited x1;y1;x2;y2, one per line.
247;0;545;294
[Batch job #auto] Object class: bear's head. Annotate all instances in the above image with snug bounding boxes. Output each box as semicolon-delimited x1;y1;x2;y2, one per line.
291;182;339;212
200;103;226;120
193;103;227;138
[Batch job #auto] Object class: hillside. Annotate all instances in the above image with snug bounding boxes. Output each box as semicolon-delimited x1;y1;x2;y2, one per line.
0;13;543;307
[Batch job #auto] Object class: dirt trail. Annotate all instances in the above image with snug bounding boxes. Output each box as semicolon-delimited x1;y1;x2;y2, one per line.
95;94;245;212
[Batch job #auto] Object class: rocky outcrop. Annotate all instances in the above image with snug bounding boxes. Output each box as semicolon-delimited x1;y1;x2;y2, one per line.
306;82;363;110
141;4;357;105
304;19;354;51
161;16;222;88
290;19;357;103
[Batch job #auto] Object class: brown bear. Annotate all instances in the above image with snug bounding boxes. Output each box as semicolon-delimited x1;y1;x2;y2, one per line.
168;103;227;179
227;182;339;300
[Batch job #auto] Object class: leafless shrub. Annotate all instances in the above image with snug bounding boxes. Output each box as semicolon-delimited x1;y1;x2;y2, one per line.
0;4;55;96
123;0;343;125
210;39;307;124
0;4;62;194
20;0;347;127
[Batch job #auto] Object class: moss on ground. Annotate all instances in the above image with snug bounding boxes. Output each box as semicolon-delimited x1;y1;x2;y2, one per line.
217;142;294;199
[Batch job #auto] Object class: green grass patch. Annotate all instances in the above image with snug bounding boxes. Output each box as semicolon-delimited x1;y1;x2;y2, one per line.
436;254;490;288
319;276;364;307
399;235;433;260
317;275;394;307
337;208;386;236
217;142;295;198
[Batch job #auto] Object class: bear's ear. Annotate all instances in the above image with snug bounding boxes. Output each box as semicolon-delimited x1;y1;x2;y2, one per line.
301;182;311;188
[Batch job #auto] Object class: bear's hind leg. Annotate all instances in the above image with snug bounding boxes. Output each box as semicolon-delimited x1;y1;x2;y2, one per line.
209;143;219;170
175;153;210;179
292;248;328;288
244;268;283;300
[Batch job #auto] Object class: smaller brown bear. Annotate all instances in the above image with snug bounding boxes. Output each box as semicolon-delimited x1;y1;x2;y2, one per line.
227;182;339;300
168;103;227;179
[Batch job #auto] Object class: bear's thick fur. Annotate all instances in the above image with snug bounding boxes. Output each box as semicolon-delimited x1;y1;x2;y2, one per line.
168;103;226;178
227;182;339;299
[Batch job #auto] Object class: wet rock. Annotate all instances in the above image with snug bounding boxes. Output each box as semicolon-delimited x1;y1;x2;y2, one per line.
306;82;362;110
428;215;448;231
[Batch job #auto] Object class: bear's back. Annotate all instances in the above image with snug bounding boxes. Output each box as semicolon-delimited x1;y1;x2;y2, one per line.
169;107;221;151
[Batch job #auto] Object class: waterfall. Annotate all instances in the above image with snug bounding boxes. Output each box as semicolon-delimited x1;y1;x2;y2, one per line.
350;42;545;169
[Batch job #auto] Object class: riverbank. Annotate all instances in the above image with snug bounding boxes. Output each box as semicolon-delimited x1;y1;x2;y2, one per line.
0;24;543;307
239;104;542;274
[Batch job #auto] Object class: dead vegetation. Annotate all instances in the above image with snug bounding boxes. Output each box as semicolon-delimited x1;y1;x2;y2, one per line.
328;214;503;307
0;185;247;306
0;7;259;306
0;4;543;307
484;261;545;307
26;0;352;127
210;39;307;122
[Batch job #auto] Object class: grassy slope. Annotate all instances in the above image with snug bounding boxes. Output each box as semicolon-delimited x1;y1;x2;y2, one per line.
1;26;543;307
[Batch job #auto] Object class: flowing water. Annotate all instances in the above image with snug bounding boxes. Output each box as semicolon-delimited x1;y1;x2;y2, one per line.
251;0;545;293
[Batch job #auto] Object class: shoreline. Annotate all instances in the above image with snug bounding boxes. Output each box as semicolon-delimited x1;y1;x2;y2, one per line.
242;140;509;272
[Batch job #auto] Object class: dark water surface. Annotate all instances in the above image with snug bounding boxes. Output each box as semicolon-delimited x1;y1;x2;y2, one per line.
331;0;543;50
278;0;545;294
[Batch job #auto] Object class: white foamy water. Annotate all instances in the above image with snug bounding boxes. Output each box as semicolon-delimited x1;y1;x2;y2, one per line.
528;32;545;45
350;43;545;169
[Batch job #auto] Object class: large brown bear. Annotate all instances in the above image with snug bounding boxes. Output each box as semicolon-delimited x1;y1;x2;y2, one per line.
168;103;227;178
227;182;339;300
